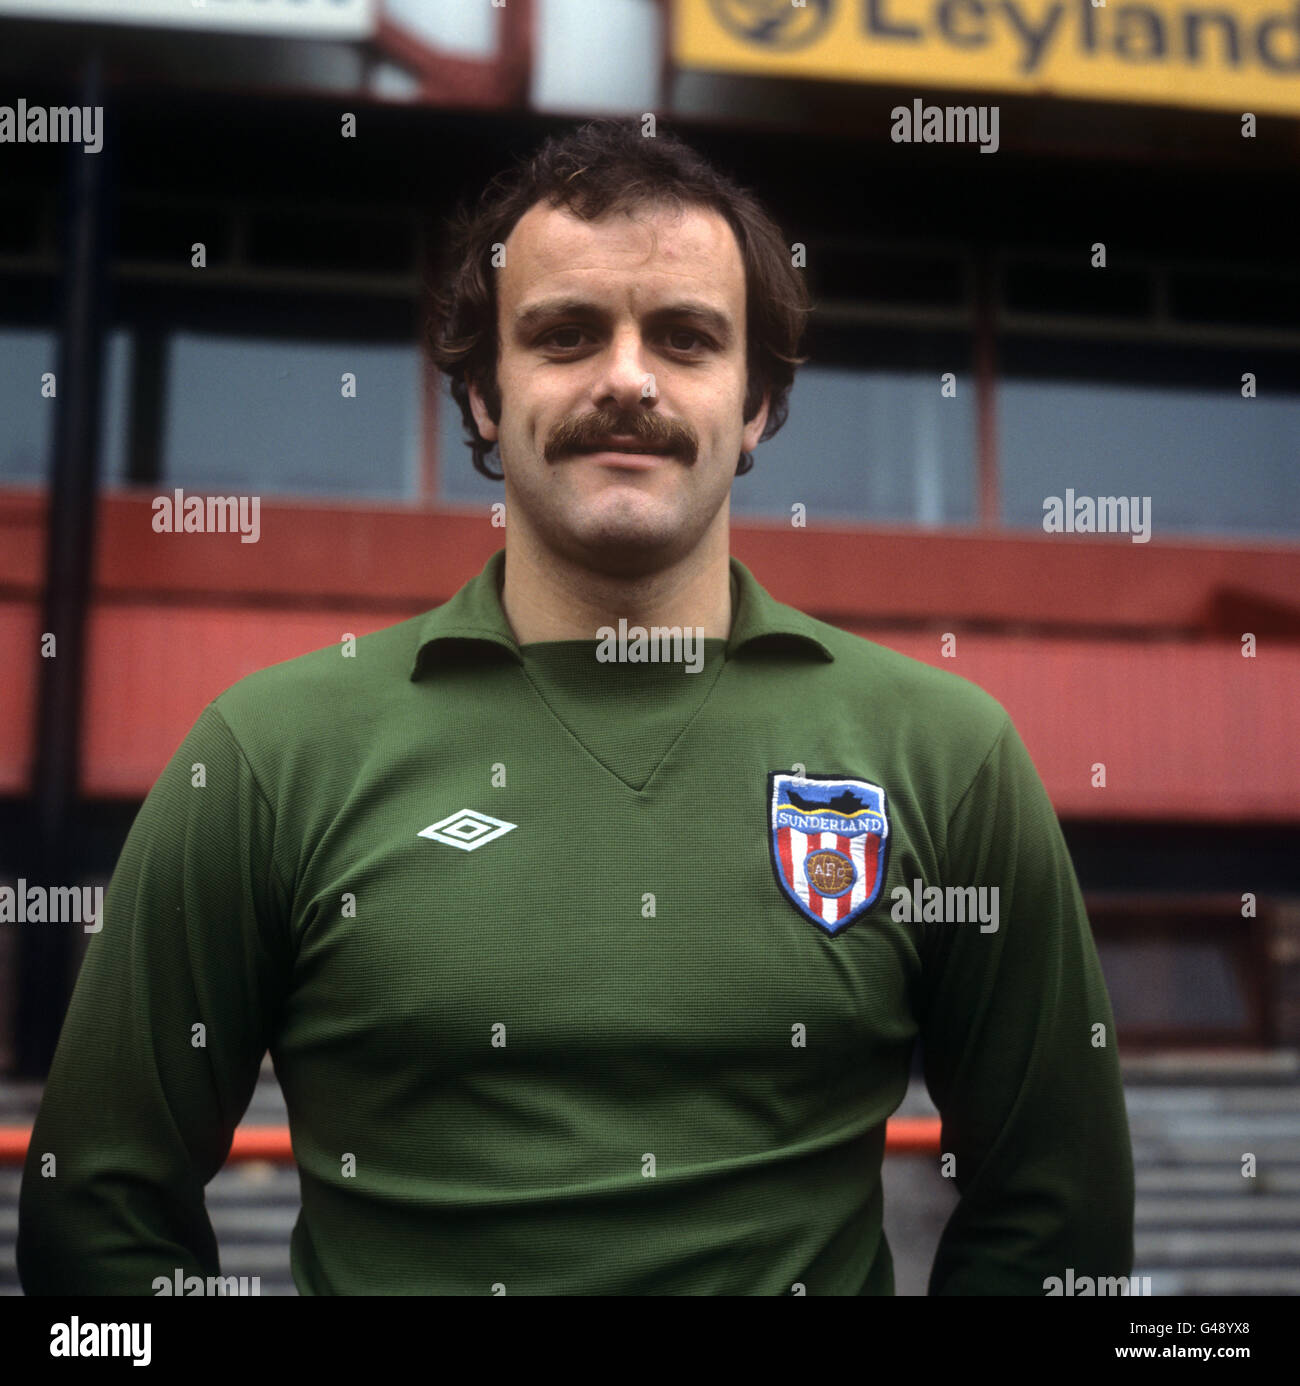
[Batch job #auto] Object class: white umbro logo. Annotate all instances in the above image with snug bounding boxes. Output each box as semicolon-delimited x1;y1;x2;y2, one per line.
418;809;517;852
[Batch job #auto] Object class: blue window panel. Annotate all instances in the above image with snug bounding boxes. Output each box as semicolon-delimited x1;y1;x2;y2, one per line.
101;330;133;484
0;327;132;486
733;366;977;525
999;379;1300;539
0;326;55;483
162;333;420;499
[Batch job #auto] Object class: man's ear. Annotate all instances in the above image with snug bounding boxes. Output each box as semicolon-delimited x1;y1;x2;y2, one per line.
467;375;499;444
742;388;770;453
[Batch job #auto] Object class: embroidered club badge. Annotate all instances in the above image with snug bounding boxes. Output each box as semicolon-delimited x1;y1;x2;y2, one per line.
769;773;890;936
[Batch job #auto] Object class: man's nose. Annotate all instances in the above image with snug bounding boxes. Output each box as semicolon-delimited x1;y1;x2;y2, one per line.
591;328;657;408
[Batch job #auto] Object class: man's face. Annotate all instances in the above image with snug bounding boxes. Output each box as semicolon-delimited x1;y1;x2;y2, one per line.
468;199;769;575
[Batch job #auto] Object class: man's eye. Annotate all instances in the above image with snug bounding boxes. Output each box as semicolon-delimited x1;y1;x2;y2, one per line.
540;327;587;349
666;330;706;352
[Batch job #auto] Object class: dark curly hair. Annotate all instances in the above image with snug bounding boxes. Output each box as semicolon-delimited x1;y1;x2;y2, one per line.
426;117;812;481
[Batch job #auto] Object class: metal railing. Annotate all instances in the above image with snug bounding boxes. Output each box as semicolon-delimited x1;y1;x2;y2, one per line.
0;1117;944;1166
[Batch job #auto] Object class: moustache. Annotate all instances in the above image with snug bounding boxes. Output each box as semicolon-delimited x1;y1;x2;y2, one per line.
544;414;697;464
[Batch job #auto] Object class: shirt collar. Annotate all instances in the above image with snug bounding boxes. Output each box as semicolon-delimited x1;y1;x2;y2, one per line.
410;549;834;679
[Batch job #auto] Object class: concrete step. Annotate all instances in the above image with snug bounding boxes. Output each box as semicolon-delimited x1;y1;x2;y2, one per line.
204;1169;300;1203
1135;1196;1300;1225
1144;1268;1300;1295
1131;1139;1300;1162
1137;1167;1300;1193
1136;1229;1300;1264
1121;1052;1300;1083
1124;1087;1300;1114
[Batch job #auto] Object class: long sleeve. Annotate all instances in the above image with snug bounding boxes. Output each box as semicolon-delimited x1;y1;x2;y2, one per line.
18;703;292;1295
918;717;1134;1295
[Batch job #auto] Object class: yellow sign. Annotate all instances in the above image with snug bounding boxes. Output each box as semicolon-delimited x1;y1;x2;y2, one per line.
674;0;1300;115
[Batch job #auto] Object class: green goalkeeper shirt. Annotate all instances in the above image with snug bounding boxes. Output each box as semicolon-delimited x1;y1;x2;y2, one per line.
18;548;1134;1295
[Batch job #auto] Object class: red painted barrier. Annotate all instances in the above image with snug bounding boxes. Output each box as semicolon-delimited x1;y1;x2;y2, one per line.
0;1119;943;1166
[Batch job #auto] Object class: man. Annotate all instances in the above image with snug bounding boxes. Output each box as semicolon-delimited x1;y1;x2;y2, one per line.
19;118;1133;1295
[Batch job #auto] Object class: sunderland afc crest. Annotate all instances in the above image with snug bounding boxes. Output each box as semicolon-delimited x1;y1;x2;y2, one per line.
769;773;889;936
